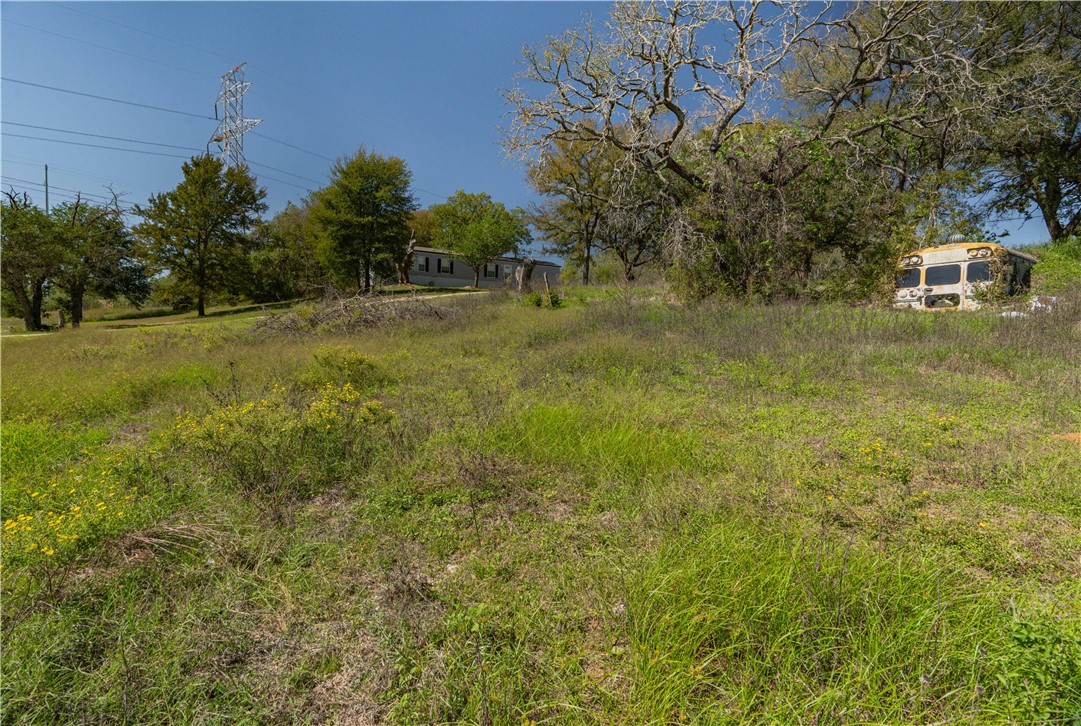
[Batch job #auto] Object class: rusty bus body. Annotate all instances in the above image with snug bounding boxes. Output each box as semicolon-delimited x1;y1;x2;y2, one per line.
893;241;1038;311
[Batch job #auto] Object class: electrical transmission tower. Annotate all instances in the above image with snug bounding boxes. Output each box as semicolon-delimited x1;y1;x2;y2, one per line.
209;63;261;169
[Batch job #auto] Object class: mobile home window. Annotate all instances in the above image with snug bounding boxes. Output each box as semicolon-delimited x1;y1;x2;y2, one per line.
414;256;429;273
484;262;498;278
438;257;453;274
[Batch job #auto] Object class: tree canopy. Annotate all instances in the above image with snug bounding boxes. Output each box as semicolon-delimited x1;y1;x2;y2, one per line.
430;191;531;287
52;196;150;327
504;0;1081;298
133;155;266;316
311;149;416;292
1;191;63;330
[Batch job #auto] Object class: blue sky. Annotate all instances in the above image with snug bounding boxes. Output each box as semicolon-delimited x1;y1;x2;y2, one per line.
1;2;597;240
1;1;1049;248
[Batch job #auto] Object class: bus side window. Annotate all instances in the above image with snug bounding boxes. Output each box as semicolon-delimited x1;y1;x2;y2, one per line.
1014;258;1033;293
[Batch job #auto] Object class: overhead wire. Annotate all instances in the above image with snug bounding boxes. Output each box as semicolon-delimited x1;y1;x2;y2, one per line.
47;1;237;65
18;10;450;201
3;121;205;152
248;172;312;192
2;79;328;188
2;132;192;159
4;71;448;202
1;176;138;211
1;158;160;194
46;1;386;128
1;77;215;120
250;131;335;162
4;19;214;80
244;160;323;186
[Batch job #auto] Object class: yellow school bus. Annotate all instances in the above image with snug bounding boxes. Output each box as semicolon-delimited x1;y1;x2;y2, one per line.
894;237;1038;310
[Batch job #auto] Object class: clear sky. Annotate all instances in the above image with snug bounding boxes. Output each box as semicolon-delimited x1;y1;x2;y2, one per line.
1;1;1049;248
1;1;598;245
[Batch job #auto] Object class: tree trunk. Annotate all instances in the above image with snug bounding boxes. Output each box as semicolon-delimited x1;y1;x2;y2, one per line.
30;278;45;330
197;290;206;317
473;267;481;288
68;283;86;327
10;280;36;331
516;258;537;293
396;238;416;284
583;240;591;285
363;251;372;293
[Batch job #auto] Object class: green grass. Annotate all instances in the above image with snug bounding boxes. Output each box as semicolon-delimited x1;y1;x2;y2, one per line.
2;288;1080;723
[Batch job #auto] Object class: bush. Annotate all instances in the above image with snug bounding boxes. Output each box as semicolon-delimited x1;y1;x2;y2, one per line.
523;289;562;308
1031;237;1081;296
300;346;381;389
172;384;392;508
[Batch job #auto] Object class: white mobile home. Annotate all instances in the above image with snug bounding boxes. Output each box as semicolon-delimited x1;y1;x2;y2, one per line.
408;246;561;289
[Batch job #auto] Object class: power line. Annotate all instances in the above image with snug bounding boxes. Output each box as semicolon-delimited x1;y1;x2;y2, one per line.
2;158;160;194
7;177;131;202
2;132;191;159
250;131;335;162
246;160;323;185
1;77;214;120
1;177;137;210
2;175;134;204
46;2;384;129
3;121;204;152
4;131;325;190
1;78;445;201
4;19;213;80
247;171;312;192
48;1;237;65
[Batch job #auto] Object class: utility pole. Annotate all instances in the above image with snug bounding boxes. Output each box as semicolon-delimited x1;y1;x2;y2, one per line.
208;63;261;169
44;163;49;213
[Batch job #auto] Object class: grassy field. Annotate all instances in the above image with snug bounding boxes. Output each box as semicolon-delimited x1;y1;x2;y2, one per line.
2;288;1079;724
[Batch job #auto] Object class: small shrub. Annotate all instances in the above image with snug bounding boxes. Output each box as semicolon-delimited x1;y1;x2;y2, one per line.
172;383;392;508
523;290;562;308
300;346;381;389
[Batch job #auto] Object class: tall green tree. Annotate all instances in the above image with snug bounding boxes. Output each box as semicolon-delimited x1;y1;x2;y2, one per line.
431;191;531;287
961;3;1081;243
0;191;62;330
247;199;330;302
52;196;150;326
526;132;619;284
312;149;416;292
133;155;266;316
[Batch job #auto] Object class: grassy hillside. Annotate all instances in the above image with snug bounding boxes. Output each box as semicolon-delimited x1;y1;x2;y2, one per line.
2;290;1079;724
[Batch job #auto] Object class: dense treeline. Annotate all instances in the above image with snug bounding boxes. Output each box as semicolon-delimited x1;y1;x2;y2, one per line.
509;1;1080;297
1;151;528;329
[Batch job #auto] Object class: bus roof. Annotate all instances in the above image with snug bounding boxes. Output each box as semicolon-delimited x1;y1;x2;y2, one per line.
903;242;1038;264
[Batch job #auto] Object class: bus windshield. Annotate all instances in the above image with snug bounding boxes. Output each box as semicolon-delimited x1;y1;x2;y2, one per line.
925;264;961;285
896;268;921;288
